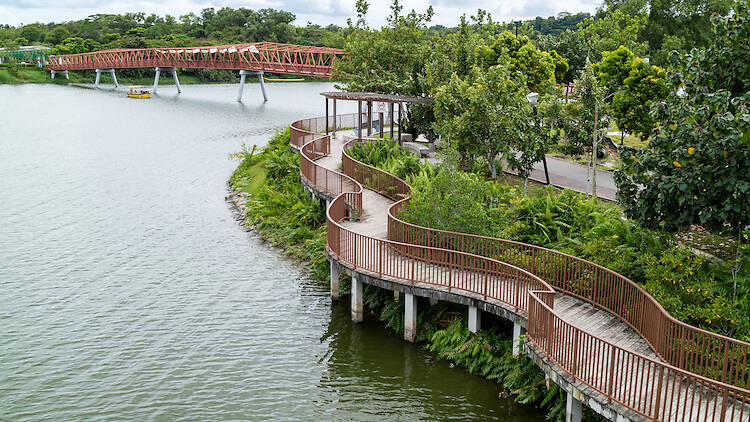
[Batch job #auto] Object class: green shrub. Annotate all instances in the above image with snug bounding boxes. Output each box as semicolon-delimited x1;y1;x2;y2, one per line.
229;128;329;281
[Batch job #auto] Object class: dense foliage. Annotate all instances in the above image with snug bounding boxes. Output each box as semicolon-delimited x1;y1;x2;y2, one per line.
0;9;343;53
396;165;750;340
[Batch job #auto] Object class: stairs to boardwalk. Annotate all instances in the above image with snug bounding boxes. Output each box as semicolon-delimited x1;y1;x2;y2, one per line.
289;112;750;422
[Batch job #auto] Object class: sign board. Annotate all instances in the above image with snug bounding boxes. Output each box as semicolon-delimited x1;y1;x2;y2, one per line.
374;101;389;113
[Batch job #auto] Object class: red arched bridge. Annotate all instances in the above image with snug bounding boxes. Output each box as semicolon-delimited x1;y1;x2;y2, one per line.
46;42;345;101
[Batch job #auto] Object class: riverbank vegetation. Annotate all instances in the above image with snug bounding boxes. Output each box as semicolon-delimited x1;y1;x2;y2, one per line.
229;129;329;281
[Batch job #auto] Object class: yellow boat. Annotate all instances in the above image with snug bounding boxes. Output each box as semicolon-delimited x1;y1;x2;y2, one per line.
263;77;305;82
127;86;151;99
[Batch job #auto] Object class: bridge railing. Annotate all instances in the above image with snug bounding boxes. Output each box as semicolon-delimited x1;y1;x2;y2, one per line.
529;291;750;422
327;193;554;311
292;115;362;217
387;198;750;391
342;137;410;202
48;43;344;77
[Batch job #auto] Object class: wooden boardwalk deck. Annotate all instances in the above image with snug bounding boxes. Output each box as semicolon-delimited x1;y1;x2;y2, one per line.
309;131;750;422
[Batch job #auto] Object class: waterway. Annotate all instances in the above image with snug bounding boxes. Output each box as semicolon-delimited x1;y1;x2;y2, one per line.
0;83;544;421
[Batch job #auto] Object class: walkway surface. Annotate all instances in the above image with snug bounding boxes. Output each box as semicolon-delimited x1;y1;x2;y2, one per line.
304;128;749;422
527;156;618;202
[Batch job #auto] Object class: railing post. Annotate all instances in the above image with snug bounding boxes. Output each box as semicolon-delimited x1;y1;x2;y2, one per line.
483;265;488;300
379;241;383;276
411;252;415;285
353;234;358;268
572;330;580;380
607;347;616;404
653;365;664;421
448;252;452;291
514;270;521;311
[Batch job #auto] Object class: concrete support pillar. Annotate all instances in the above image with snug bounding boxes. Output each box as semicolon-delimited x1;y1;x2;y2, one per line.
153;67;161;92
429;297;438;306
566;389;583;422
237;71;247;101
238;70;267;102
512;321;525;357
50;70;68;80
171;68;181;93
110;69;118;87
94;69;118;87
404;293;417;342
351;272;363;323
257;72;267;102
330;260;340;301
468;306;481;333
393;291;400;302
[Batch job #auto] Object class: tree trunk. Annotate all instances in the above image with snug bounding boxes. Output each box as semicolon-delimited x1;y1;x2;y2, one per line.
592;105;599;200
524;177;529;196
585;149;592;198
487;152;497;179
733;227;744;300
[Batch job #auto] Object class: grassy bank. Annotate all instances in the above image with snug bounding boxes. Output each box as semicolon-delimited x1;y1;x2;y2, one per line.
229;129;329;281
0;66;326;86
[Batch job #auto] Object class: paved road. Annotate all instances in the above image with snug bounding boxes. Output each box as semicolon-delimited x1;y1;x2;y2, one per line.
524;156;618;202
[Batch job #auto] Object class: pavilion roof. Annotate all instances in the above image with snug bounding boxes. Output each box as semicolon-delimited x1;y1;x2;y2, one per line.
320;91;432;104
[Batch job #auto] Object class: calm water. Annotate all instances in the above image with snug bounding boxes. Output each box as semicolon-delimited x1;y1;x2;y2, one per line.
0;83;544;421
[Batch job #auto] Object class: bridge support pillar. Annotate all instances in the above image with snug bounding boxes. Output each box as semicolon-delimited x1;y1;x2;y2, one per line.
238;70;267;102
329;259;339;301
351;272;363;323
468;306;481;333
153;67;181;93
404;293;417;342
50;70;68;80
429;297;438;306
171;68;181;93
512;321;525;357
94;69;118;88
566;388;583;422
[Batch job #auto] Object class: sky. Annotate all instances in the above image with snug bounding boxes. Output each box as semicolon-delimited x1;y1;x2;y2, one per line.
0;0;601;28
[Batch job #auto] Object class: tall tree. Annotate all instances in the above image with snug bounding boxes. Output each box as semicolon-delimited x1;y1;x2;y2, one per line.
434;66;527;178
615;0;750;296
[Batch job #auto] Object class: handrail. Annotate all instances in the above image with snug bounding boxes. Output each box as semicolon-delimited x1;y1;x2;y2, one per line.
387;198;750;390
290;113;750;421
528;291;750;421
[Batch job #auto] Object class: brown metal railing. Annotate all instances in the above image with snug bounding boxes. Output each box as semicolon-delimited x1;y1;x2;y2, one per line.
291;113;750;421
528;291;750;421
342;138;410;202
387;199;750;392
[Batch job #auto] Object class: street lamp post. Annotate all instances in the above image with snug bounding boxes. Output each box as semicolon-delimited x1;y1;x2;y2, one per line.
525;92;551;185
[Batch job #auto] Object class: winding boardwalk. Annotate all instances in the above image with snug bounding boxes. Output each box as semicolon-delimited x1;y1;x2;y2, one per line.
290;112;750;422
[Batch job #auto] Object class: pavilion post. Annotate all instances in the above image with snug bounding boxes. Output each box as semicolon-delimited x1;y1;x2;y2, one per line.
333;99;337;136
357;100;362;138
325;98;329;135
389;103;394;140
367;101;373;137
379;112;384;138
397;102;402;145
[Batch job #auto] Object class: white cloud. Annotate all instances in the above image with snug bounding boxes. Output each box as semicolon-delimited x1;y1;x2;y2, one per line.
0;0;598;28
